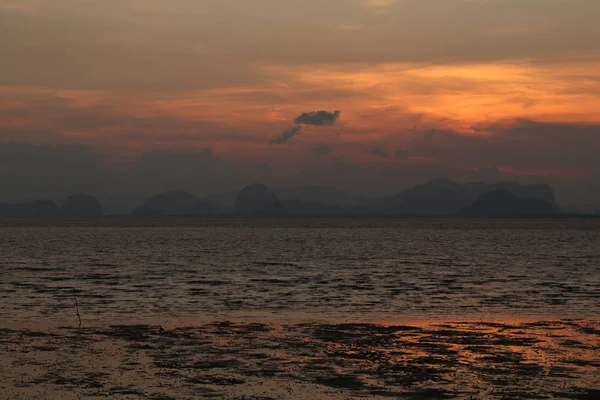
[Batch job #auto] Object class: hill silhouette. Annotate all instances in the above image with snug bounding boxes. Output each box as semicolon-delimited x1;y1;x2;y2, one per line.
136;190;215;216
234;184;278;213
0;179;574;219
367;179;561;215
62;195;103;219
275;186;358;207
265;199;342;216
461;189;556;217
0;200;61;219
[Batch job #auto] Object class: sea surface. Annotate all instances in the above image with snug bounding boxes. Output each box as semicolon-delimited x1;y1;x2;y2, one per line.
1;219;599;326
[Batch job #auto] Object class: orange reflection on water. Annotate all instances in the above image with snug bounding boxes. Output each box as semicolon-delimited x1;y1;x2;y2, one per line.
0;318;598;399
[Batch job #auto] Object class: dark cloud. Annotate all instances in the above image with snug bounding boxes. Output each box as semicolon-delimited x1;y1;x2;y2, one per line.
295;110;341;126
137;149;224;175
0;142;104;203
254;163;274;174
0;90;270;147
0;143;243;213
370;147;388;159
0;142;103;170
424;128;437;141
1;117;600;212
2;0;599;93
467;166;503;183
130;149;256;211
401;118;600;204
417;119;600;169
269;126;302;145
310;144;333;155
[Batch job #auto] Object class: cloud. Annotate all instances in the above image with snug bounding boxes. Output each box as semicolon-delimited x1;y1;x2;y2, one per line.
0;142;105;202
361;0;397;13
134;148;236;195
467;165;503;183
269;126;302;145
2;0;599;97
254;163;273;174
3;113;600;212
370;147;388;159
0;87;273;148
408;119;600;175
310;144;333;155
424;128;437;141
361;0;396;7
137;149;223;174
295;110;341;126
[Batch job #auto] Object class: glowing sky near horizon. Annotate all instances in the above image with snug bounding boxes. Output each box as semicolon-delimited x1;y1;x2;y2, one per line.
1;0;600;179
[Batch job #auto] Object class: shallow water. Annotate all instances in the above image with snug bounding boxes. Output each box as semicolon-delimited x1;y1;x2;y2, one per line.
1;219;599;326
1;320;599;399
2;220;600;399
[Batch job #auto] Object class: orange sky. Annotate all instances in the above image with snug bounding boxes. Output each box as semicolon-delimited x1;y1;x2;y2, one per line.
1;0;600;182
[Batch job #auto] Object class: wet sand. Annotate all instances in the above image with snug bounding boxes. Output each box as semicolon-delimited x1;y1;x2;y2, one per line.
1;319;599;399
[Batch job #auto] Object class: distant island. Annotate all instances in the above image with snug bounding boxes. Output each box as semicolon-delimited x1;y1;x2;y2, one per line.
2;178;598;220
132;190;216;217
0;194;104;220
460;189;555;218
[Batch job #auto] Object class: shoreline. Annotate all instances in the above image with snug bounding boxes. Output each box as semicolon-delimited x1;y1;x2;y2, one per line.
2;318;599;399
3;313;599;331
1;215;600;228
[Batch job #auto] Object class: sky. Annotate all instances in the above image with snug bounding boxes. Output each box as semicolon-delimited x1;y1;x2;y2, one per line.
1;0;600;209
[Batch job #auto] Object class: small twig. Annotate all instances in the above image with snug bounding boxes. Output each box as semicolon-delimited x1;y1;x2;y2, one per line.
72;287;82;329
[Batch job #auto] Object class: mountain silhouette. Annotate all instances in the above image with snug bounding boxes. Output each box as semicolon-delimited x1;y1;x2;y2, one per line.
395;179;470;214
203;192;238;212
62;195;104;219
274;186;358;207
265;199;342;216
137;190;216;216
0;200;62;219
234;183;278;213
461;189;556;217
466;181;557;207
0;178;570;219
376;179;560;215
130;206;166;218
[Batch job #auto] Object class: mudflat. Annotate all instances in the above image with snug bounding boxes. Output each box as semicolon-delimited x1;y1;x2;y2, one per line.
2;221;599;398
1;319;599;399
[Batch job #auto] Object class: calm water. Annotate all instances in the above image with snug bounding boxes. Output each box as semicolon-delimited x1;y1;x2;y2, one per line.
1;220;599;326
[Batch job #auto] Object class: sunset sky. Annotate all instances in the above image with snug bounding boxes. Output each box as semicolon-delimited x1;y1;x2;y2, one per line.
1;0;600;206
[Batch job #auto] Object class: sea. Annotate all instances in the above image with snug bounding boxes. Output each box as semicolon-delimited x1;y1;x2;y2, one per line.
1;219;599;326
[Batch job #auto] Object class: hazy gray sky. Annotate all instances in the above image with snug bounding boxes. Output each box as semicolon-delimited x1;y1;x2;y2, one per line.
1;0;599;206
